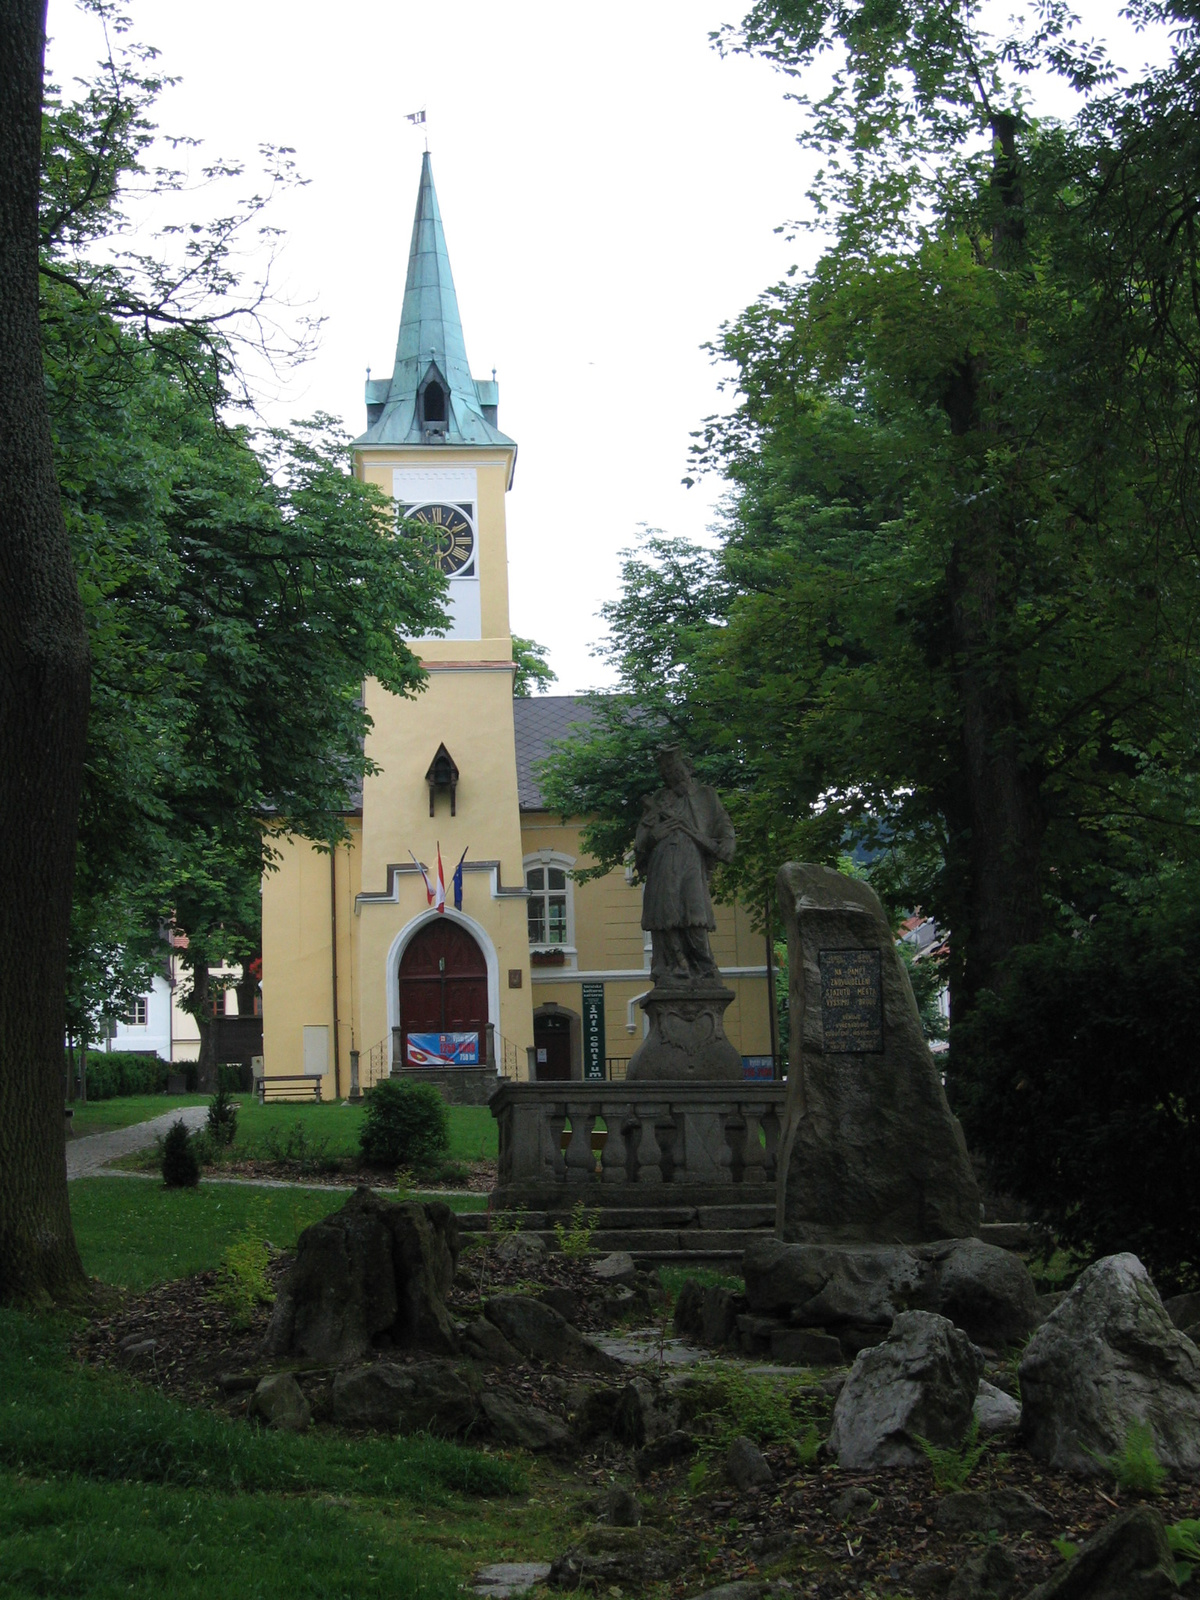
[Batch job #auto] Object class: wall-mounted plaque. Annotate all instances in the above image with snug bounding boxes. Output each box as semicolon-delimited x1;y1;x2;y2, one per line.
819;948;884;1053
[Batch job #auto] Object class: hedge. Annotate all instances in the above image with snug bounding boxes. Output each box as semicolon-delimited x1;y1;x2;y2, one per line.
68;1052;171;1100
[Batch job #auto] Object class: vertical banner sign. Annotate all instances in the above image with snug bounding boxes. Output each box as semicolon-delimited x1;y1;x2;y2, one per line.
581;982;606;1081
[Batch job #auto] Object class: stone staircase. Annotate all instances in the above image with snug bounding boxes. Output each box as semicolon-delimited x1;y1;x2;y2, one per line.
458;1205;1037;1275
458;1199;776;1271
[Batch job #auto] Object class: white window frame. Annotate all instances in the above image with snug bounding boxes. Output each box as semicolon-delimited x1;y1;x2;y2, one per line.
523;849;577;965
125;996;149;1028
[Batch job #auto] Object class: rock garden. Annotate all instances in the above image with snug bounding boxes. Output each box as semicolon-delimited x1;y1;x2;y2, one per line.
73;1181;1200;1600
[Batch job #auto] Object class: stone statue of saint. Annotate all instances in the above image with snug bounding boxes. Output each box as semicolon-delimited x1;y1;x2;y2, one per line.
635;747;736;986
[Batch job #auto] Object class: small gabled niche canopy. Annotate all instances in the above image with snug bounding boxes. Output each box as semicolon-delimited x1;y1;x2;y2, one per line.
419;364;447;430
426;743;459;816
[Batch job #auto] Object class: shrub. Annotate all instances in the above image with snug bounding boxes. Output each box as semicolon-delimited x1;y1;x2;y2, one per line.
359;1079;450;1171
206;1088;238;1146
214;1227;274;1328
217;1061;253;1093
162;1120;200;1188
71;1051;170;1100
263;1123;333;1174
955;882;1200;1292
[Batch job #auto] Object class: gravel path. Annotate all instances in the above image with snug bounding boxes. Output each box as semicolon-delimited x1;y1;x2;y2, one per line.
66;1105;209;1180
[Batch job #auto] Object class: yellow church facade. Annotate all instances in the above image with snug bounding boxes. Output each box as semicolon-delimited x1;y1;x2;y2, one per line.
260;155;774;1097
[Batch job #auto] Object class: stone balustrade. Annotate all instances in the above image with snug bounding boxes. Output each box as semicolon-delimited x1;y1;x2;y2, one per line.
489;1081;788;1206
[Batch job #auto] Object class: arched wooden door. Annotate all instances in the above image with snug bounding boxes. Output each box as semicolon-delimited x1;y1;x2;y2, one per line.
398;920;488;1067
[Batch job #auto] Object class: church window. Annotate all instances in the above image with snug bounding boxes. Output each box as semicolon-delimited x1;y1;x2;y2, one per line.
526;865;568;945
422;381;446;423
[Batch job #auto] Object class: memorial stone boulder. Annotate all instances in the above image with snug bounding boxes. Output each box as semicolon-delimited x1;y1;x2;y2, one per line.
775;863;980;1244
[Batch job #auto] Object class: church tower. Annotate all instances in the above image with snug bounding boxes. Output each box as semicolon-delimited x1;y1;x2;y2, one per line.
260;154;534;1096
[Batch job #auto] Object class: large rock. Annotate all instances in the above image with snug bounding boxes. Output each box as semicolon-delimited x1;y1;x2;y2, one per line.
484;1295;622;1374
1022;1506;1177;1599
548;1526;677;1589
775;863;980;1245
973;1379;1021;1438
945;1544;1020;1600
673;1280;744;1348
827;1310;985;1468
329;1358;481;1435
743;1236;1039;1350
263;1188;459;1363
248;1372;310;1432
1019;1253;1200;1473
479;1388;570;1451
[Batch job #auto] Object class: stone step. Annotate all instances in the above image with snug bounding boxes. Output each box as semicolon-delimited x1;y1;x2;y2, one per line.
455;1201;774;1234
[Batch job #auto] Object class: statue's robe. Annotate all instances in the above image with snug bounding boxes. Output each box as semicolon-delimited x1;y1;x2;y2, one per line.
636;783;735;933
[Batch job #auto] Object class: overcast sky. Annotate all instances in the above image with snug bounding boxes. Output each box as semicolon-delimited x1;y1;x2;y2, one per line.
46;2;1168;693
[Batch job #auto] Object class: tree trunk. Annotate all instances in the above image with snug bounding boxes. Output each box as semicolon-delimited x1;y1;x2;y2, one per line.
946;516;1047;1005
941;113;1046;1013
189;961;218;1093
0;0;91;1304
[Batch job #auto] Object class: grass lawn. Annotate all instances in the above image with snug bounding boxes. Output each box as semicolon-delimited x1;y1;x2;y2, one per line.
69;1179;485;1290
68;1095;207;1137
0;1309;540;1600
225;1098;498;1163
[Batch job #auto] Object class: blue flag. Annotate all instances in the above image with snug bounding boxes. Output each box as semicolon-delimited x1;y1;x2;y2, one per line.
452;846;469;910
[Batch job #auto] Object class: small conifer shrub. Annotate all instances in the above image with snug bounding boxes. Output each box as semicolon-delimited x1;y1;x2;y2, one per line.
359;1078;450;1172
206;1087;238;1146
162;1119;200;1188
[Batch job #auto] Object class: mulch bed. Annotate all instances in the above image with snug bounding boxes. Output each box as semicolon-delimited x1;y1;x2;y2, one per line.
644;1446;1200;1597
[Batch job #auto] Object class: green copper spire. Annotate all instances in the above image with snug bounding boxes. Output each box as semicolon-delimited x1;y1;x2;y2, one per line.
358;153;514;449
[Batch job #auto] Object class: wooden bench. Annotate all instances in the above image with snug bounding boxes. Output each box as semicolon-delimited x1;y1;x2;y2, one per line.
257;1075;322;1104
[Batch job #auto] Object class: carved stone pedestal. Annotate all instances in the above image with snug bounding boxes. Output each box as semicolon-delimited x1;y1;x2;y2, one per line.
625;983;743;1082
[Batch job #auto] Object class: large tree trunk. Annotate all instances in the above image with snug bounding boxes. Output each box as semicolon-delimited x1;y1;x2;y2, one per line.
946;513;1047;1005
0;0;91;1304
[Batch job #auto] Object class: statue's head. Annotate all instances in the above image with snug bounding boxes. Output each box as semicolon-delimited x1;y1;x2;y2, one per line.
656;746;693;789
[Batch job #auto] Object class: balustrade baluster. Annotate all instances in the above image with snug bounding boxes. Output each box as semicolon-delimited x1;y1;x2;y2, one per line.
545;1104;567;1180
740;1103;767;1183
564;1103;597;1183
635;1105;665;1184
600;1105;631;1185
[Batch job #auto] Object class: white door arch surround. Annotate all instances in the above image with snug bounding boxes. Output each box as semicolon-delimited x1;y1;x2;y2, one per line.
385;908;502;1053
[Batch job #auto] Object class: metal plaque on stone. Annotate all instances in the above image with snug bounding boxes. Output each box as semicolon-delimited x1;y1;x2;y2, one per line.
818;948;884;1053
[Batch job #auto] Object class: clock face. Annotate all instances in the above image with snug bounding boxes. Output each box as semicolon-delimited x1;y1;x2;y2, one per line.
408;503;475;575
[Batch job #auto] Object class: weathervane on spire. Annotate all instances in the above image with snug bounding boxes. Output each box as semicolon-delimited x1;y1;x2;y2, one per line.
405;107;428;152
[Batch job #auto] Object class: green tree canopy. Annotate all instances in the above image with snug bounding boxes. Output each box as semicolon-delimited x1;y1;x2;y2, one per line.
41;12;448;1054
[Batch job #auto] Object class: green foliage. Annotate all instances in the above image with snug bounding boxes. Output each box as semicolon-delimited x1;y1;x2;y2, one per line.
955;883;1200;1292
682;1367;823;1458
41;33;449;1035
71;1051;169;1100
213;1227;274;1329
794;1423;822;1467
539;0;1200;1068
553;1201;600;1258
915;1420;991;1493
261;1121;333;1175
206;1088;238;1147
360;1079;451;1172
1167;1519;1200;1587
1103;1422;1166;1496
1052;1538;1081;1563
160;1120;199;1189
511;634;557;697
0;1309;524;1500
